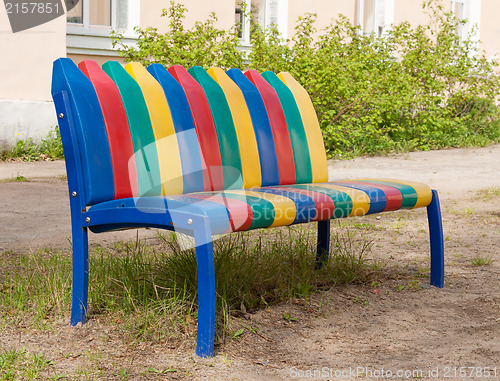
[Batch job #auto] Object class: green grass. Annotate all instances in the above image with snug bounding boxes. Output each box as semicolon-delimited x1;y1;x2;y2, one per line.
0;226;378;346
470;255;494;267
475;187;500;201
0;348;60;380
0;175;32;184
0;175;29;183
0;127;64;162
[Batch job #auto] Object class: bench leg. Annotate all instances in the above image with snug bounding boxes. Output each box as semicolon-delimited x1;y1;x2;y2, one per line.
194;226;216;357
427;189;444;288
71;224;89;326
315;219;331;269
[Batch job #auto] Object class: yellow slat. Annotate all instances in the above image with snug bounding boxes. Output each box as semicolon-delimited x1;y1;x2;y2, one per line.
125;63;183;195
208;67;262;189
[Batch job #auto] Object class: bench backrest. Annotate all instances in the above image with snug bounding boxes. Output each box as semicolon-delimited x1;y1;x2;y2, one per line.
51;58;328;206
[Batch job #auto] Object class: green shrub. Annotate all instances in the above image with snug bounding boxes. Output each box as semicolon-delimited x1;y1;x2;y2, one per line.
249;1;500;157
113;0;500;158
111;1;244;70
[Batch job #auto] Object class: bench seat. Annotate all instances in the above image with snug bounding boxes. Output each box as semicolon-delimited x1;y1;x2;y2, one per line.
86;179;432;235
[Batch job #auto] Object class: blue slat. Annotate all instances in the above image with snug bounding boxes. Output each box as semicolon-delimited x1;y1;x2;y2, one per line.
330;182;387;214
51;58;114;205
226;68;280;187
87;196;231;235
147;64;205;194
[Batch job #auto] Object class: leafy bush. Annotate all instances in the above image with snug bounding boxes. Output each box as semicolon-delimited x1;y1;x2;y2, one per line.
113;0;500;158
111;1;244;70
248;1;500;157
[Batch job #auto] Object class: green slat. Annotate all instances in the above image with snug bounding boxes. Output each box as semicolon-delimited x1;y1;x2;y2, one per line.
198;192;275;229
291;184;353;218
103;61;162;197
188;66;243;190
262;71;313;184
356;180;417;208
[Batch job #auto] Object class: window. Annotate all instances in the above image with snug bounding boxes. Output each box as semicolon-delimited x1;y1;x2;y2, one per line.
236;0;288;45
356;0;394;37
66;0;111;27
451;0;481;44
66;0;140;56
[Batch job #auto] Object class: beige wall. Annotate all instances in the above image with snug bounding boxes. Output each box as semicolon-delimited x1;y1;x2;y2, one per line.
141;0;236;34
394;0;499;59
67;54;125;67
394;0;431;27
288;0;355;38
0;7;66;101
0;5;65;149
480;0;500;58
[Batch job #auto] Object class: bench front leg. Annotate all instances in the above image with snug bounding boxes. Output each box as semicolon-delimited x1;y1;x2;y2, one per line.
71;223;89;325
427;189;444;288
193;219;216;357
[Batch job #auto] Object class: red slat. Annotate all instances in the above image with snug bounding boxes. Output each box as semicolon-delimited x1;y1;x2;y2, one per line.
78;60;138;198
245;70;296;185
169;65;224;191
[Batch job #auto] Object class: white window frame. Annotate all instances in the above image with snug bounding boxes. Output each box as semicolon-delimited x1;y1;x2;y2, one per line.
451;0;481;45
356;0;394;37
66;0;140;56
237;0;288;47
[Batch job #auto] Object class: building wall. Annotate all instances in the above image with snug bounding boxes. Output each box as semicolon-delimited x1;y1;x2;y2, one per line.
288;0;355;39
0;4;66;150
479;0;500;58
67;53;125;66
393;0;430;27
141;0;235;34
0;7;66;101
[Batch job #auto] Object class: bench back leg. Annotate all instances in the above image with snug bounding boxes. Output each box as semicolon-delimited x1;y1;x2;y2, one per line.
70;224;89;325
315;219;331;269
194;223;216;357
427;189;445;288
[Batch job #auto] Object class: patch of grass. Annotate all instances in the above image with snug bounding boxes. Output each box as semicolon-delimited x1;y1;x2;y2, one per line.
462;208;475;217
475;187;500;201
282;312;298;322
229;327;245;340
0;348;58;380
0;250;72;330
334;218;384;231
389;219;410;232
0;127;64;162
0;175;29;183
0;226;378;346
470;255;494;267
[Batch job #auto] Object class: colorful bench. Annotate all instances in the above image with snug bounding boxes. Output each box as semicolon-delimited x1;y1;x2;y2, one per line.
51;58;444;358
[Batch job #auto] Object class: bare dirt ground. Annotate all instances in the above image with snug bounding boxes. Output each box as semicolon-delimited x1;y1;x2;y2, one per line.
0;145;499;380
